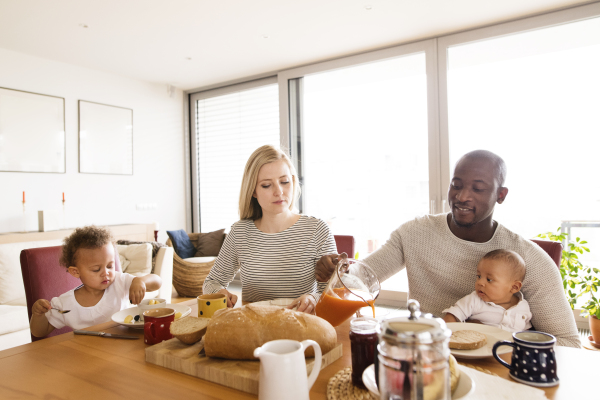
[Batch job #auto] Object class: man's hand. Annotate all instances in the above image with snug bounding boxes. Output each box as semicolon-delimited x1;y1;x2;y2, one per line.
218;289;238;308
129;277;147;305
32;299;51;316
315;253;347;282
288;294;316;314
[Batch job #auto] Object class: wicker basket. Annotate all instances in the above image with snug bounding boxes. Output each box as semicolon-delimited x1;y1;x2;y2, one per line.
166;233;217;297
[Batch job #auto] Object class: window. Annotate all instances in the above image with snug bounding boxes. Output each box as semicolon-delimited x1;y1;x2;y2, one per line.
190;80;280;232
188;3;600;318
446;16;600;271
299;54;430;293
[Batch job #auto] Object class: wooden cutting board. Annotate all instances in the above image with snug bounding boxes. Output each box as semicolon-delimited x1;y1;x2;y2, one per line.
145;338;343;394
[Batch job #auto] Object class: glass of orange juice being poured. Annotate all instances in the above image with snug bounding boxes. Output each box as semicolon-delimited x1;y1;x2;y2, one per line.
315;258;380;327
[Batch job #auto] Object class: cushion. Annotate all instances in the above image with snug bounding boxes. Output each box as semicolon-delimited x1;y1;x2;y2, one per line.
0;239;63;305
194;229;226;257
167;230;196;259
116;243;152;277
182;256;217;264
0;305;29;335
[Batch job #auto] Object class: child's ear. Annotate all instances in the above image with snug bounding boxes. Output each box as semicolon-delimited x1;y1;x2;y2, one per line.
511;280;522;293
67;266;80;279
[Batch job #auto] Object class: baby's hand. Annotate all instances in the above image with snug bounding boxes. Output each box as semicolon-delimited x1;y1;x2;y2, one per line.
32;299;51;316
129;277;146;305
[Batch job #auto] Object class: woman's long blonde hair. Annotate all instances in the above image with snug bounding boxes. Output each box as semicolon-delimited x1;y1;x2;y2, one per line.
239;145;300;220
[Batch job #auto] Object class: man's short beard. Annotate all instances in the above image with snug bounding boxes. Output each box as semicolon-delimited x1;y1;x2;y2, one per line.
451;213;476;228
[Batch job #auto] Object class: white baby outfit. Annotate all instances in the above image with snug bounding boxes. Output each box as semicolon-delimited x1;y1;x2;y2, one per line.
443;291;533;332
46;271;135;330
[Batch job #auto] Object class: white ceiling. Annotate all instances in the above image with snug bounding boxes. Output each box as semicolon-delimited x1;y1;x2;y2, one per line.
0;0;594;91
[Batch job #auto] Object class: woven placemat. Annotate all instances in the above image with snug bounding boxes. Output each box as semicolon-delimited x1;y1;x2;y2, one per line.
327;367;377;400
327;363;496;399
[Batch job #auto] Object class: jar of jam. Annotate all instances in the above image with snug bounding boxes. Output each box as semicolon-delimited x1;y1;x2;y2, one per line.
349;317;378;389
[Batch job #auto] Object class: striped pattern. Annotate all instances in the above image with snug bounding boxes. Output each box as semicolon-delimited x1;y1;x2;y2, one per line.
203;216;337;302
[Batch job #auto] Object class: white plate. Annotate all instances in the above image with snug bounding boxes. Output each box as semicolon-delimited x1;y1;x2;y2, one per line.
252;298;298;309
447;322;513;359
362;363;475;399
111;303;192;329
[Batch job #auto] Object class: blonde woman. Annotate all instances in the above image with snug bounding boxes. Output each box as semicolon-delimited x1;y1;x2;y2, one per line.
202;145;337;314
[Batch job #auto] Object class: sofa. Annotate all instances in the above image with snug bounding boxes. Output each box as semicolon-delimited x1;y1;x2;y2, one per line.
0;239;173;351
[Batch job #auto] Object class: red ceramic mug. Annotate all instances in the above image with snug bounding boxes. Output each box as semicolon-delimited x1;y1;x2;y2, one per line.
143;308;175;345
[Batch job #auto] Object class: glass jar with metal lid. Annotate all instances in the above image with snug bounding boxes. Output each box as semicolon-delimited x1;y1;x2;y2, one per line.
377;300;451;400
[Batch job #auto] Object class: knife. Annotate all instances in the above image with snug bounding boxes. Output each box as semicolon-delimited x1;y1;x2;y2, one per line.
74;329;139;339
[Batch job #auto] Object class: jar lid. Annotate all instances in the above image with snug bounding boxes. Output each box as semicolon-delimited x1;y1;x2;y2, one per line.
350;317;378;334
378;300;450;344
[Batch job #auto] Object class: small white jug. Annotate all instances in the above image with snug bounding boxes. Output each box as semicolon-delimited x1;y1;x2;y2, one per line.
254;339;322;400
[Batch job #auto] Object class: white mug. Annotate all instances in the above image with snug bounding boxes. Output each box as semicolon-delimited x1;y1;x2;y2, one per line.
254;339;322;400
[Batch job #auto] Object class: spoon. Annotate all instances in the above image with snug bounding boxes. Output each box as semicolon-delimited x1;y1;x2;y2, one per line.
52;308;71;314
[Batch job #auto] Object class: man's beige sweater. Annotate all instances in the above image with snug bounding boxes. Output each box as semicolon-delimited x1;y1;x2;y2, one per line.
365;213;580;348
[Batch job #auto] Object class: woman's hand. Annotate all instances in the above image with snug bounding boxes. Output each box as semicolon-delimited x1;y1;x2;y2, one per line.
288;294;317;314
219;289;238;308
315;253;347;282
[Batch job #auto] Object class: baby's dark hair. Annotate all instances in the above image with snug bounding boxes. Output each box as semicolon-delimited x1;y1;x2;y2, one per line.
60;226;114;269
482;249;526;281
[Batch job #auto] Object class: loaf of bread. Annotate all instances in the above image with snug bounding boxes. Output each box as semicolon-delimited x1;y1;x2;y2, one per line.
170;316;209;344
449;330;487;350
204;304;337;360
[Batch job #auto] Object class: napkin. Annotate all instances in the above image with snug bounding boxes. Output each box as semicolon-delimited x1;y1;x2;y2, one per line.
461;366;549;400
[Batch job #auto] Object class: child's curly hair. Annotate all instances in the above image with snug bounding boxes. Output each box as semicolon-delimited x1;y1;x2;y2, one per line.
60;226;114;269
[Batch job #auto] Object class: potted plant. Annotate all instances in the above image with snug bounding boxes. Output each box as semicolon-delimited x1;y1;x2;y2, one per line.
537;229;600;343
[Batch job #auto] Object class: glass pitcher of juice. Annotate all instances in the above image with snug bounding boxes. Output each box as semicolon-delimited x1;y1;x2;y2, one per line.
315;258;380;327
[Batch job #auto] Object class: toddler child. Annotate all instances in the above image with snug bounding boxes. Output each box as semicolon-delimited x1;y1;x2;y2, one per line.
442;249;532;332
30;226;162;338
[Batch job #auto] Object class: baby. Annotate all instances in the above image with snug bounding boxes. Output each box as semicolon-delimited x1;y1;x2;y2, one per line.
30;226;162;338
442;249;532;332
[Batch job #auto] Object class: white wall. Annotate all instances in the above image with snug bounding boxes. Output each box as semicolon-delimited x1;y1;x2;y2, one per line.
0;48;186;242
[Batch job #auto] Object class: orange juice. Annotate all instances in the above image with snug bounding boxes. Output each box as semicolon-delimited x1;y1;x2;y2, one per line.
316;287;375;327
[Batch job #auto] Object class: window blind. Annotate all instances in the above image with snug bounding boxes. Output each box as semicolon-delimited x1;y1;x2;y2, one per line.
196;83;280;232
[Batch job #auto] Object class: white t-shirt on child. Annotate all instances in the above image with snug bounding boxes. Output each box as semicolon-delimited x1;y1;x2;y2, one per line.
46;271;135;330
442;291;533;333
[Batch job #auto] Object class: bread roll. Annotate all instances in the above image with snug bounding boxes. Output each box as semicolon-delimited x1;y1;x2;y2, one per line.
170;316;209;344
449;354;460;393
449;330;487;350
204;304;337;360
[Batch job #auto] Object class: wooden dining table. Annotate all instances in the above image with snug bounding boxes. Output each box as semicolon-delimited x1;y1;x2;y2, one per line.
0;299;596;399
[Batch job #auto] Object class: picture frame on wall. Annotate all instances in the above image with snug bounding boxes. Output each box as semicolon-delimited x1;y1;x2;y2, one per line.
0;87;66;173
78;100;133;175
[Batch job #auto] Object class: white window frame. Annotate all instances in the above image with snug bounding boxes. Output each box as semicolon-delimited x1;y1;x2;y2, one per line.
277;39;442;308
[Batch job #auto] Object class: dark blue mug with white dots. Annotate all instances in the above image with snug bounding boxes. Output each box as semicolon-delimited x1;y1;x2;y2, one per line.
492;331;559;387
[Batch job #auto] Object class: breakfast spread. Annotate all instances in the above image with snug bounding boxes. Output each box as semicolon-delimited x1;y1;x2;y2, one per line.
449;329;487;350
204;304;337;360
